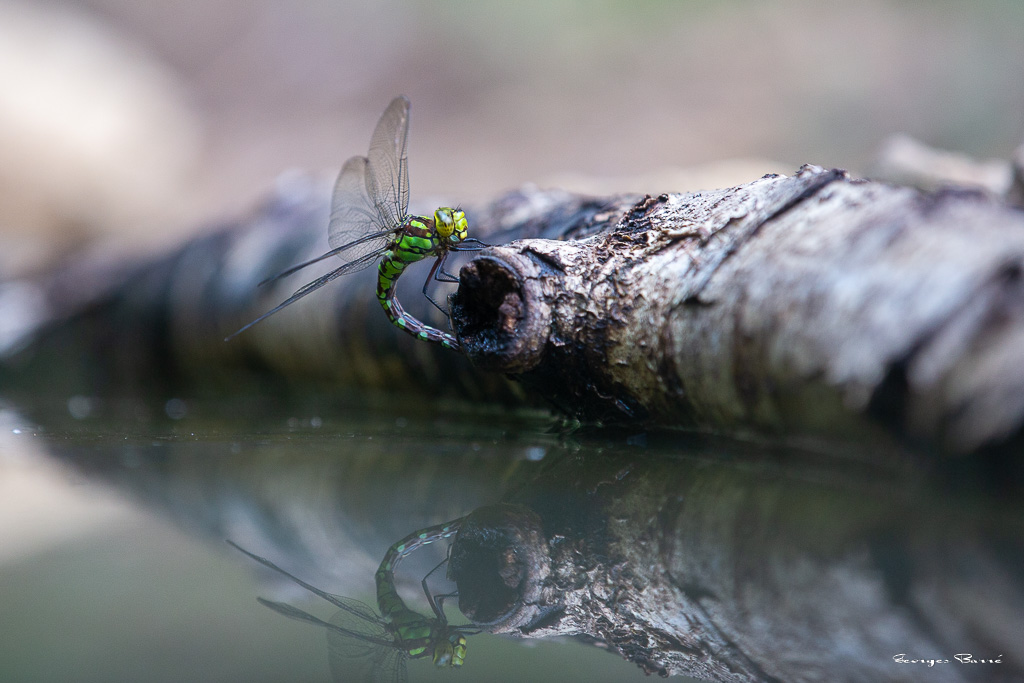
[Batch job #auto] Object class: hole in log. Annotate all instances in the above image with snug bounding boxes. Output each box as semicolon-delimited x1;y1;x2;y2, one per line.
449;504;548;629
452;255;546;372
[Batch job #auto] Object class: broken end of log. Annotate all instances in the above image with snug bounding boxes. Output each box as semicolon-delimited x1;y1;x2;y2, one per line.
452;252;551;374
448;168;1024;462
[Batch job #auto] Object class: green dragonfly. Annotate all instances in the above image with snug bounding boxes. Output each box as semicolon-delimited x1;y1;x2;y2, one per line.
228;519;472;683
227;96;485;349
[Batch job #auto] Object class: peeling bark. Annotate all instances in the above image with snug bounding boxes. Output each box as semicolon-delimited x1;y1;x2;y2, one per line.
5;165;1024;458
453;165;1024;456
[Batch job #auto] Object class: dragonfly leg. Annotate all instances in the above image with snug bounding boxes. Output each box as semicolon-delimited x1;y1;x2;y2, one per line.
422;556;451;623
434;592;460;615
427;250;462;283
425;541;462;619
453;238;490;249
431;252;460;284
416;243;489;327
441;292;457;334
448;246;487;256
436;267;459;283
422;257;454;319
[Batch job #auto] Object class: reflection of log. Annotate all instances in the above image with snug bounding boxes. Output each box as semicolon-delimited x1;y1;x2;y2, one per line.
33;407;514;598
453;166;1024;457
449;448;1024;682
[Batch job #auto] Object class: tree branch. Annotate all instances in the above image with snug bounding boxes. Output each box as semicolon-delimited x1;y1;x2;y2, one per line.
454;165;1024;456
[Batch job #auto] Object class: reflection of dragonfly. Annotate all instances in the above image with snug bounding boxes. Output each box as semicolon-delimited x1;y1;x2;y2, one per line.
229;520;473;683
227;96;486;349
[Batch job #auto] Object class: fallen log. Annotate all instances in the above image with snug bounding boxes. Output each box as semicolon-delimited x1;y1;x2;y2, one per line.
6;165;1024;460
453;165;1024;458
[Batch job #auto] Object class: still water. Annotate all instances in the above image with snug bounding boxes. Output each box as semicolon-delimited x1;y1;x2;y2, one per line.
0;397;657;683
0;394;1019;682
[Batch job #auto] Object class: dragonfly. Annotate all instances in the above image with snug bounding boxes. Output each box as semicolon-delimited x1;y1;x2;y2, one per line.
226;96;486;349
228;519;473;683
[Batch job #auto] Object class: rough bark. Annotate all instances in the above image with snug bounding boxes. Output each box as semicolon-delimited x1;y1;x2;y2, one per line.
6;165;1024;459
0;180;523;404
452;165;1024;457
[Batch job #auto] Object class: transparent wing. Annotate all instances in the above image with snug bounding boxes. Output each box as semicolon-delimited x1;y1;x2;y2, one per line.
257;599;406;683
328;595;388;627
365;95;411;231
258;227;396;287
327;610;399;663
368;645;408;683
257;599;394;647
226;541;387;626
328;155;398;257
328;625;407;683
223;249;384;340
322;601;394;647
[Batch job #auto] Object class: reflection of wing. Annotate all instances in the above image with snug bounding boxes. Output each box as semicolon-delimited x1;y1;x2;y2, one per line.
365;96;411;231
257;599;406;683
328;155;397;257
327;611;407;683
330;595;388;626
256;599;393;647
228;542;387;625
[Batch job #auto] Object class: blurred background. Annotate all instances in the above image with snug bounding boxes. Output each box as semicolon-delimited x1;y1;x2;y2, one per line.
1;1;1023;681
2;0;1022;277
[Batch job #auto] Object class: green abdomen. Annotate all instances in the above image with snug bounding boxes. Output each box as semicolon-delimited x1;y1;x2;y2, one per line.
374;218;460;350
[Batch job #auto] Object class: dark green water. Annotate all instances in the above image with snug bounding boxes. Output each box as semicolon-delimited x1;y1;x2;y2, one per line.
1;394;1019;682
0;398;656;683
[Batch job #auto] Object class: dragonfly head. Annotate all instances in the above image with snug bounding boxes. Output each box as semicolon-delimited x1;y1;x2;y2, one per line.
434;207;468;244
432;631;468;668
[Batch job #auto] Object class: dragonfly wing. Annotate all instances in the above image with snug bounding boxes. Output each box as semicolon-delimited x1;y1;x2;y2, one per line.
326;609;408;683
329;155;395;259
366;95;411;230
327;641;406;683
227;542;386;624
230;543;407;681
258;228;394;286
224;249;385;340
331;595;387;626
392;652;408;683
374;646;408;683
257;599;405;683
256;598;393;647
257;597;330;627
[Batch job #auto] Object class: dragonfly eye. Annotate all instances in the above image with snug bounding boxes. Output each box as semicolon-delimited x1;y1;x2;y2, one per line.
452;210;468;243
432;640;455;666
450;633;468;667
434;207;455;239
432;633;467;667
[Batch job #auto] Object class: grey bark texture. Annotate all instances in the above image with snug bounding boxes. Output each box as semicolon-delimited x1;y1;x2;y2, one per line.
6;165;1024;459
452;165;1024;457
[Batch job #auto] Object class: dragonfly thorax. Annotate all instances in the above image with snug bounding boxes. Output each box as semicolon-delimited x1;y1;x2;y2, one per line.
433;207;468;243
